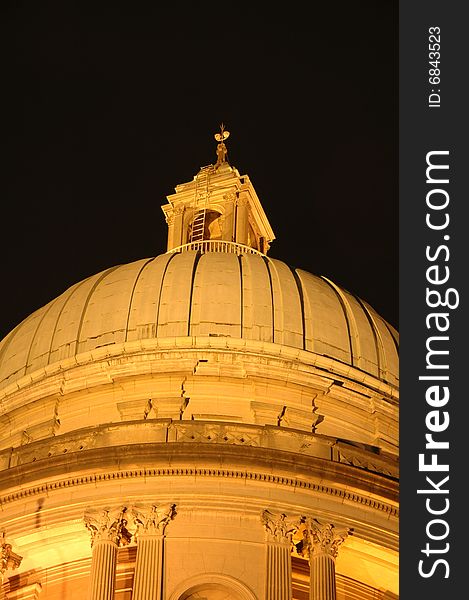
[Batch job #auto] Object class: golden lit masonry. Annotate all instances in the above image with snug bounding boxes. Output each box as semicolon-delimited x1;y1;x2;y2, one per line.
0;129;398;599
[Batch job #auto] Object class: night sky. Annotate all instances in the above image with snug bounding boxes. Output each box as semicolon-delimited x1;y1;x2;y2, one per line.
2;2;398;342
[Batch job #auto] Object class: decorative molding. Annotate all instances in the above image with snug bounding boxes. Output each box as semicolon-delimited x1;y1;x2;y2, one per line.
0;336;398;411
1;469;398;519
5;582;42;600
132;503;177;536
261;509;303;545
84;507;132;547
0;531;22;581
2;420;399;480
301;519;350;560
176;423;260;447
336;449;394;477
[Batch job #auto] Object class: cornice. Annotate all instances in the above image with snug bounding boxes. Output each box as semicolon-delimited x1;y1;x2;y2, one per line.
0;441;398;515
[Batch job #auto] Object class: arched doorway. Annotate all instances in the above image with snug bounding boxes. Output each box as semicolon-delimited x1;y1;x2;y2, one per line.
169;573;258;600
180;583;241;599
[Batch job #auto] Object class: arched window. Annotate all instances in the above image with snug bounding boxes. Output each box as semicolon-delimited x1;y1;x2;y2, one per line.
188;210;223;242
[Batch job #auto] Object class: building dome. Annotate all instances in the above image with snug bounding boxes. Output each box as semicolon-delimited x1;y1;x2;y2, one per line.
0;249;398;394
0;134;398;600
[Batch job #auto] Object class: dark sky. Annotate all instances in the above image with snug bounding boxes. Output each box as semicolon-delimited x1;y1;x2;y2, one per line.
1;2;398;342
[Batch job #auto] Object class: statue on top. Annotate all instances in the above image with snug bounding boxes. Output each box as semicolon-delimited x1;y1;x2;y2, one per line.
214;123;230;168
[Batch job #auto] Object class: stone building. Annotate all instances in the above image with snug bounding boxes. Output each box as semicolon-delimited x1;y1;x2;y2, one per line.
0;130;398;599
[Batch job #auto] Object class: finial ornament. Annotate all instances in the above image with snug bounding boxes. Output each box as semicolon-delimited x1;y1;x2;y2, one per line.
214;123;230;168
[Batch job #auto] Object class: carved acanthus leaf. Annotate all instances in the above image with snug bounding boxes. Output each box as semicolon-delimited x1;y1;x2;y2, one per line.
261;509;303;545
132;503;177;536
0;531;23;580
84;507;132;547
302;519;350;559
223;191;237;203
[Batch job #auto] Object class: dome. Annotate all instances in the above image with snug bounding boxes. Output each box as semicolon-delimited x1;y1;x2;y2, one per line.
0;138;399;600
0;249;398;392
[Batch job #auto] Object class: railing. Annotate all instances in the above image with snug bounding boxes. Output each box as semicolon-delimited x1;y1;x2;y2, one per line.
167;240;266;257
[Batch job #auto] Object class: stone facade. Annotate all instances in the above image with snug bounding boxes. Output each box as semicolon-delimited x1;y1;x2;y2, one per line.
0;142;398;599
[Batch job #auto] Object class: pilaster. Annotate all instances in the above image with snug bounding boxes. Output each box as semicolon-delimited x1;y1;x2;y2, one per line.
235;194;249;245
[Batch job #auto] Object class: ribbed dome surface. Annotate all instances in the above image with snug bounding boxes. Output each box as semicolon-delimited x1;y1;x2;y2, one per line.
0;251;398;390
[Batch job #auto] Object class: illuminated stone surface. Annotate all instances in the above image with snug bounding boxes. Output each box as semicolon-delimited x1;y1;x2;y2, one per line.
0;139;398;599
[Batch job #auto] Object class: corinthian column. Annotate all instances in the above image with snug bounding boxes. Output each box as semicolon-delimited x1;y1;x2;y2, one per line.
84;507;132;600
302;519;349;600
131;504;177;600
261;510;302;600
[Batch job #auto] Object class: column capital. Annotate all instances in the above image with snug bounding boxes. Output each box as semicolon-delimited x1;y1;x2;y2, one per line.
164;205;184;226
1;532;23;582
261;509;303;545
132;503;177;536
223;191;237;203
236;194;249;207
84;506;132;548
302;519;350;560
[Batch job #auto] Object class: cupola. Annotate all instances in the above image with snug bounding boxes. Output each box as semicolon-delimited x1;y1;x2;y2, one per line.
161;125;276;255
